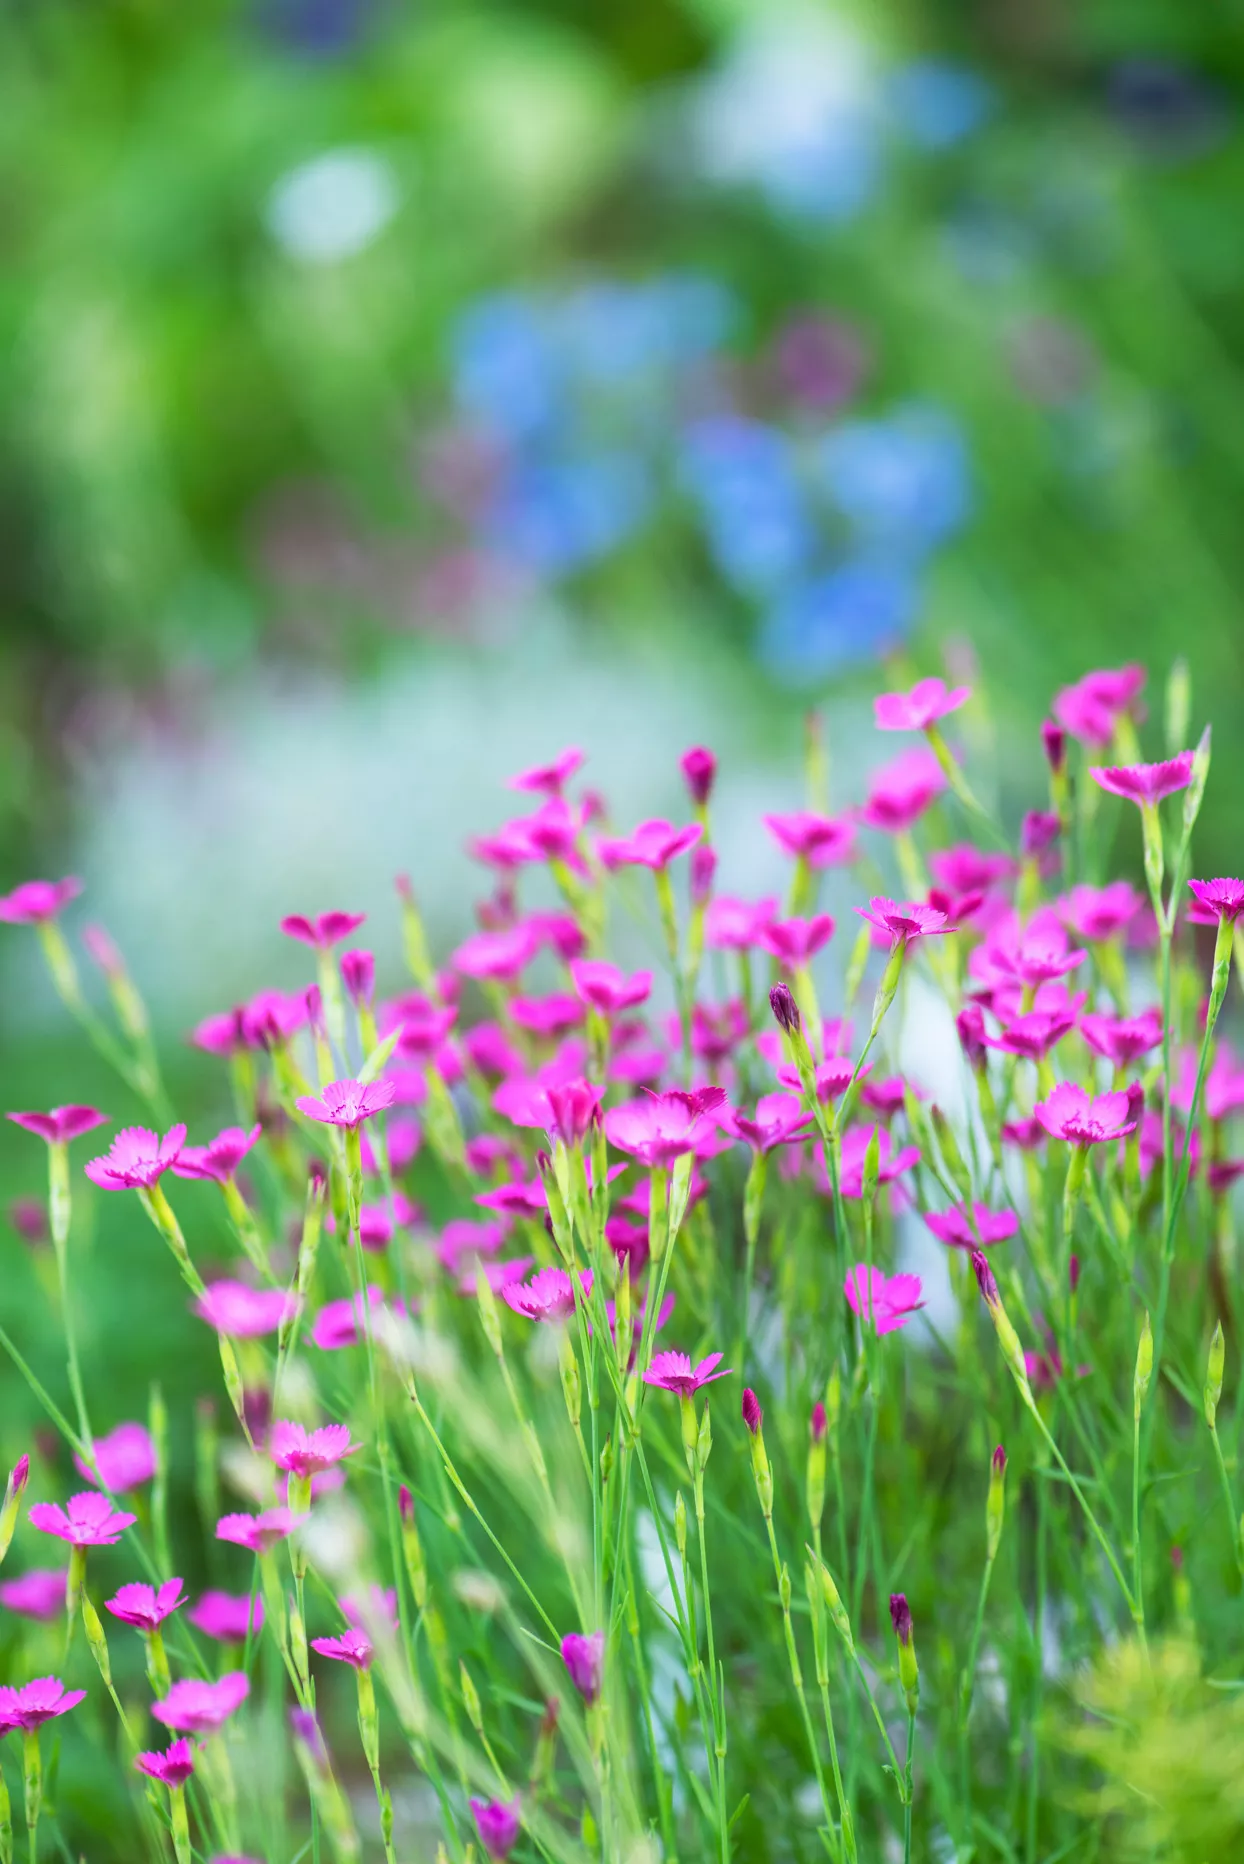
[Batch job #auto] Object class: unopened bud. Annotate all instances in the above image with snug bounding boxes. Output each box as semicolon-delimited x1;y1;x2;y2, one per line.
769;983;801;1037
1134;1314;1153;1420
0;1455;30;1565
460;1661;483;1734
559;1334;582;1431
986;1445;1007;1562
861;1126;881;1207
956;1004;987;1074
82;1595;112;1687
674;1491;687;1561
680;745;717;810
806;1407;827;1531
889;1592;919;1714
1040;718;1066;774
1205;1321;1225;1429
817;1561;854;1654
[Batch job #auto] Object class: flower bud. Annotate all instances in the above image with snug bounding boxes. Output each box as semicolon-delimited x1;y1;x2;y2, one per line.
82;1594;112;1688
986;1445;1007;1562
1134;1313;1153;1421
460;1660;484;1735
560;1333;582;1431
778;1563;792;1612
0;1455;30;1566
824;1368;841;1441
674;1491;687;1561
956;1004;988;1074
696;1400;714;1474
1021;810;1061;859
817;1560;854;1654
769;982;801;1037
861;1125;881;1208
972;1249;1029;1389
1040;719;1066;774
680;745;717;810
889;1592;919;1714
690;843;718;910
1205;1321;1225;1429
806;1404;827;1531
741;1388;762;1435
741;1392;772;1516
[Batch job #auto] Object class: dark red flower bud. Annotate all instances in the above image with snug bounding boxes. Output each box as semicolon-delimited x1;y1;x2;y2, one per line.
956;1003;987;1073
741;1388;763;1435
1021;810;1061;859
399;1483;415;1525
991;1444;1007;1478
1040;719;1066;774
769;982;801;1036
810;1401;827;1442
680;746;718;808
971;1247;999;1305
889;1593;913;1645
1068;1253;1081;1293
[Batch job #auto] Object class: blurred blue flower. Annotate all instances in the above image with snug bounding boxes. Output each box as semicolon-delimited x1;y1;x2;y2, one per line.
888;62;994;150
451;297;562;441
818;407;970;555
556;276;738;384
759;125;880;227
759;561;917;684
680;418;813;593
483;451;650;574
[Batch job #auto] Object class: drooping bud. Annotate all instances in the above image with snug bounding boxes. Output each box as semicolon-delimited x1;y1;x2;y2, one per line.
560;1332;582;1431
769;983;801;1037
1124;1081;1144;1129
1205;1321;1226;1429
986;1445;1007;1561
82;1594;112;1688
889;1592;919;1714
1040;719;1066;774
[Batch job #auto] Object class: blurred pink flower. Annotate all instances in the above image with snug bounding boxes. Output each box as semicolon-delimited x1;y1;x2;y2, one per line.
187;1591;263;1641
924;1203;1018;1249
704;895;779;950
0;1569;67;1621
501;1268;592;1322
570;960;653;1017
1080;1008;1163;1069
216;1509;297;1554
6;1107;108;1146
507;747;584;796
194;1281;293;1338
0;1678;85;1731
860;748;947;833
174;1124;262;1184
758;915;835;966
597;820;702;871
0;878;82;924
153;1672;249;1734
762;812;855;869
73;1423;155;1492
1090;754;1194;807
844;1266;924;1334
280;911;366;950
874;678;970;732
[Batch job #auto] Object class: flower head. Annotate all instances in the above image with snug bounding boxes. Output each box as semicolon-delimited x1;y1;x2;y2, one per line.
680;746;717;808
985;999;1082;1062
597;819;702;871
855;897;948;946
1021;811;1061;859
29;1490;136;1547
758;914;835;967
1053;665;1145;744
280;911;367;950
84;1124;186;1190
6;1107;109;1147
296;1079;396;1130
508;747;584;796
194;1280;293;1338
1188;878;1244;925
452;925;540;982
544;1079;604;1148
153;1672;249;1733
874;677;970;732
1059;882;1142;944
604;1087;727;1168
188;1591;264;1641
923;1203;1019;1250
0;879;82;925
0;1677;85;1731
835;1126;920;1200
569;960;653;1017
844;1266;924;1334
173;1124;262;1184
642;1351;732;1397
1079;1008;1163;1069
762;812;855;869
561;1630;604;1704
704;895;779;950
471;1798;521;1860
135;1739;196;1787
73;1423;156;1493
860;748;946;833
1089;754;1194;807
1035;1082;1138;1145
501;1267;592;1322
215;1509;297;1555
727;1093;814;1153
106;1579;187;1631
311;1627;373;1670
0;1569;67;1621
269;1422;358;1480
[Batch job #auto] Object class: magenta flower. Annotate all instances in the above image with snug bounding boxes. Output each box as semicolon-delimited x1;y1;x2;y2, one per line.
174;1124;262;1184
1035;1082;1139;1145
1079;1008;1163;1069
844;1266;925;1334
474;1178;545;1218
105;1578;187;1631
1021;811;1061;860
73;1422;156;1492
1002;1116;1046;1151
509;993;583;1039
239;987;311;1049
775;1055;856;1103
0;1678;85;1731
188;1591;263;1641
457;1256;535;1298
6;1106;108;1146
153;1672;249;1734
680;746;717;808
501;1268;593;1322
874;677;970;732
1059;882;1143;943
544;1079;604;1148
521;798;589;868
597;819;702;871
296;1079;396;1130
435;1219;508;1276
452;924;540;982
985;998;1082;1062
860;748;946;833
605;1087;727;1168
834;1126;921;1200
84;1123;186;1190
569;960;653;1017
216;1509;297;1554
929;846;1014;893
728;1093;814;1152
190;1008;247;1056
508;747;584;796
762;812;855;869
0;878;82;925
642;1351;732;1398
339;948;375;1009
269;1422;358;1480
29;1491;135;1547
1089;753;1194;807
1053;665;1145;745
194;1280;293;1339
135;1739;196;1787
280;911;366;950
855;898;948;946
704;895;779;950
311;1288;395;1352
471;1799;521;1860
0;1570;67;1621
311;1627;373;1670
561;1630;604;1704
1188;878;1244;924
986;912;1084;988
758;914;835;967
924;1203;1019;1250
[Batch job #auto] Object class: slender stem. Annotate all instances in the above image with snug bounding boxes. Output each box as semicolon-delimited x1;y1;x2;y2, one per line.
902;1710;916;1864
1021;1390;1135;1616
1209;1424;1244;1578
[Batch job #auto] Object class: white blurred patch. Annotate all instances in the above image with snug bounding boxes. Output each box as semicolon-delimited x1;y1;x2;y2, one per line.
266;149;400;263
